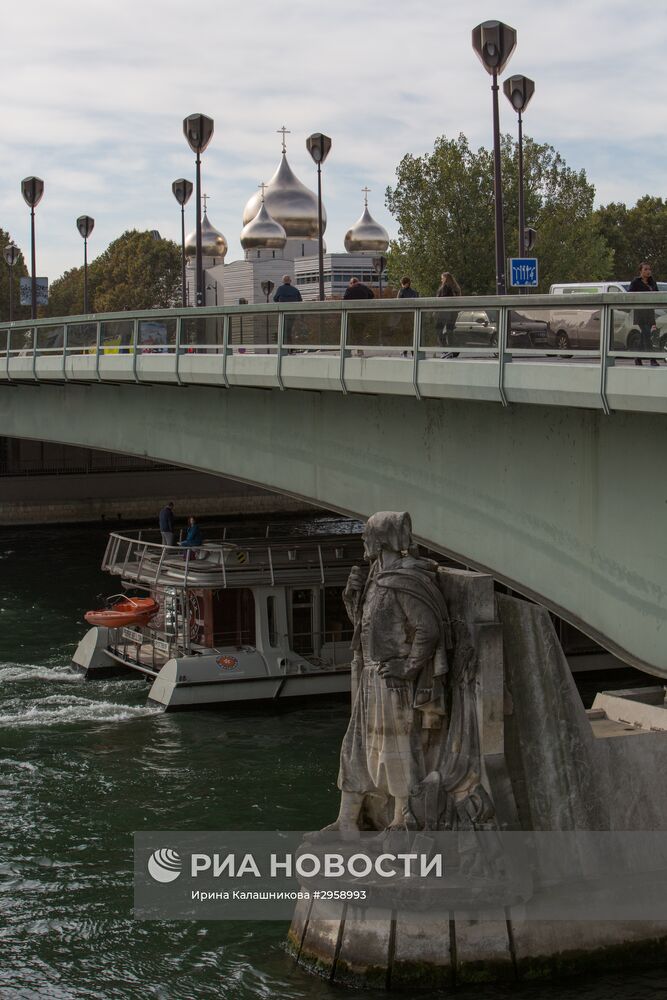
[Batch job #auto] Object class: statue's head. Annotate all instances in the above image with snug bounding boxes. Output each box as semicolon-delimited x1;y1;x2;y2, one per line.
363;511;413;560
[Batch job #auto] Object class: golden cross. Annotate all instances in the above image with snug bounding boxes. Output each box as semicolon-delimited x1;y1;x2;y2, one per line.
258;181;267;201
362;186;371;207
277;125;291;153
202;192;210;214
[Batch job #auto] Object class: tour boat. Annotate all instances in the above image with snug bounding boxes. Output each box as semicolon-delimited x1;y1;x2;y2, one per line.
72;525;362;710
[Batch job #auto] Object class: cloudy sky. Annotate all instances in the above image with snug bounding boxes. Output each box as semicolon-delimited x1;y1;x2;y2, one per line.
1;0;663;283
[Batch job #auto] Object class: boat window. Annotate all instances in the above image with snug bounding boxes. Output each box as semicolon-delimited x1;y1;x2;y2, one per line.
212;588;256;647
267;596;277;647
322;587;353;645
290;588;314;657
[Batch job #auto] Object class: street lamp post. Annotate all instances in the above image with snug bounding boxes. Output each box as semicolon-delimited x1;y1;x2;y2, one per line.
472;21;517;295
3;244;20;323
503;75;535;257
76;215;95;313
182;114;214;307
20;176;44;320
306;133;332;302
372;255;387;298
172;179;193;308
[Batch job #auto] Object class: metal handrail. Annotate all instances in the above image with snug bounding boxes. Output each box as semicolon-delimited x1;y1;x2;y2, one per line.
5;295;667;416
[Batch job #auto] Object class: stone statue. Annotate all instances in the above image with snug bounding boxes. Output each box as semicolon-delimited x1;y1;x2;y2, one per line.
318;511;448;832
319;510;496;837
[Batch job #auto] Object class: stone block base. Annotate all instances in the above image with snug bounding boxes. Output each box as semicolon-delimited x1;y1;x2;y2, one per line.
288;904;667;990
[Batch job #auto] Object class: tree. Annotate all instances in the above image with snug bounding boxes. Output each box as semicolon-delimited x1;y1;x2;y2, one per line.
0;229;30;324
385;133;612;295
46;230;181;317
595;197;667;280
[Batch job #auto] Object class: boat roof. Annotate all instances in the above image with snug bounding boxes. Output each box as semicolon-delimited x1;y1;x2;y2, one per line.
102;529;364;591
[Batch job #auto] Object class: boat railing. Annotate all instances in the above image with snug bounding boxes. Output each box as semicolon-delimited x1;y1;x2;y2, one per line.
102;531;363;589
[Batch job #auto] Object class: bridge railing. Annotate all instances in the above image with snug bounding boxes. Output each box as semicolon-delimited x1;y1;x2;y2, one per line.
1;295;665;408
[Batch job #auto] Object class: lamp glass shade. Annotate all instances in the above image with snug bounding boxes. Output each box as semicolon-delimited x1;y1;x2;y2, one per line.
183;114;214;154
472;21;517;75
503;75;535;113
3;244;20;267
306;133;332;166
172;178;194;206
77;215;95;239
21;176;44;208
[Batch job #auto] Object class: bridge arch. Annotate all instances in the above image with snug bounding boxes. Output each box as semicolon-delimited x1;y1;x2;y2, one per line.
1;378;664;677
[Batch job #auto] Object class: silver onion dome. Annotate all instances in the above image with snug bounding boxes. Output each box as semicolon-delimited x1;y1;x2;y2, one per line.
185;211;228;259
242;153;325;239
344;193;389;253
240;199;287;250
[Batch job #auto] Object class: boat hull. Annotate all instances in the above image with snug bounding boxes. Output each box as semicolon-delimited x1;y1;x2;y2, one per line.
147;657;351;710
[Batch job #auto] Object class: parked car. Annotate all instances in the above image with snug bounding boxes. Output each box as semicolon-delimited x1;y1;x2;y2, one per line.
507;309;553;348
548;281;667;351
439;309;498;349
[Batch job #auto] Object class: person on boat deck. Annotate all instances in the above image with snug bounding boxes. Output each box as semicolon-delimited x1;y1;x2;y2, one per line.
158;501;175;545
179;516;203;549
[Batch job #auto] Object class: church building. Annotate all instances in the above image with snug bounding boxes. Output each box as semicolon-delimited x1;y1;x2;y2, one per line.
184;131;390;305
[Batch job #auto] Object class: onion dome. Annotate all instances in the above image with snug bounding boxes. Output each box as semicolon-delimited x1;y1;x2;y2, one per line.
242;153;325;239
185;211;228;259
240;189;287;250
344;190;389;253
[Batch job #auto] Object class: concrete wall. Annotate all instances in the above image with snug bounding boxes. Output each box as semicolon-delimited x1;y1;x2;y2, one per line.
0;467;312;525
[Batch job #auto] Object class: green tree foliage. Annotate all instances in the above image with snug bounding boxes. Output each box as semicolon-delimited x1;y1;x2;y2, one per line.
47;230;181;317
595;197;667;280
0;230;30;323
385;133;612;295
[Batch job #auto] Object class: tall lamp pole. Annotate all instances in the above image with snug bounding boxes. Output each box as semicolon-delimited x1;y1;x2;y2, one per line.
3;244;20;322
76;215;95;313
182;114;214;307
172;179;193;307
21;177;44;319
372;255;387;298
472;21;516;295
306;133;332;302
503;75;535;257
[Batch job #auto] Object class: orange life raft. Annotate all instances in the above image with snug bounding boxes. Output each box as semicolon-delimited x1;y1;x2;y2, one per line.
84;596;159;629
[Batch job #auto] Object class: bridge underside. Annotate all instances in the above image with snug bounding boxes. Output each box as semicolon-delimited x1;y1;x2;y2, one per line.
1;382;664;677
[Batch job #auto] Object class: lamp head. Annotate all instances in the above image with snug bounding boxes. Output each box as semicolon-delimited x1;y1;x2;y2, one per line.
524;227;537;252
183;114;214;154
3;244;20;267
472;21;517;75
21;176;44;208
306;133;332;165
76;215;95;239
172;178;194;206
503;75;535;113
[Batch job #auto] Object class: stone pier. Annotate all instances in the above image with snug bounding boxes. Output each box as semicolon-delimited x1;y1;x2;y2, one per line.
288;560;667;989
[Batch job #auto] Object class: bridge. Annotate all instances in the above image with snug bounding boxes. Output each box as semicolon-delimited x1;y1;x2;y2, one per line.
1;292;665;677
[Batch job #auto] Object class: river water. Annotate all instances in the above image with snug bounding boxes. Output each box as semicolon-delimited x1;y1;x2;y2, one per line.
0;524;665;999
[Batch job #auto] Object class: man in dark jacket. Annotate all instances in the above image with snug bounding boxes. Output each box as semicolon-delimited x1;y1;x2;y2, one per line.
343;277;375;300
628;262;660;366
158;502;175;545
397;276;418;299
273;275;302;302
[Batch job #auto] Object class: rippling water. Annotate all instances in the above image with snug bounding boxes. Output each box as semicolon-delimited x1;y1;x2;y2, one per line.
0;525;665;999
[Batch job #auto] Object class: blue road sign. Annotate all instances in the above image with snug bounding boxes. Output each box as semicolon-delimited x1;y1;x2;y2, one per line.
509;258;538;287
